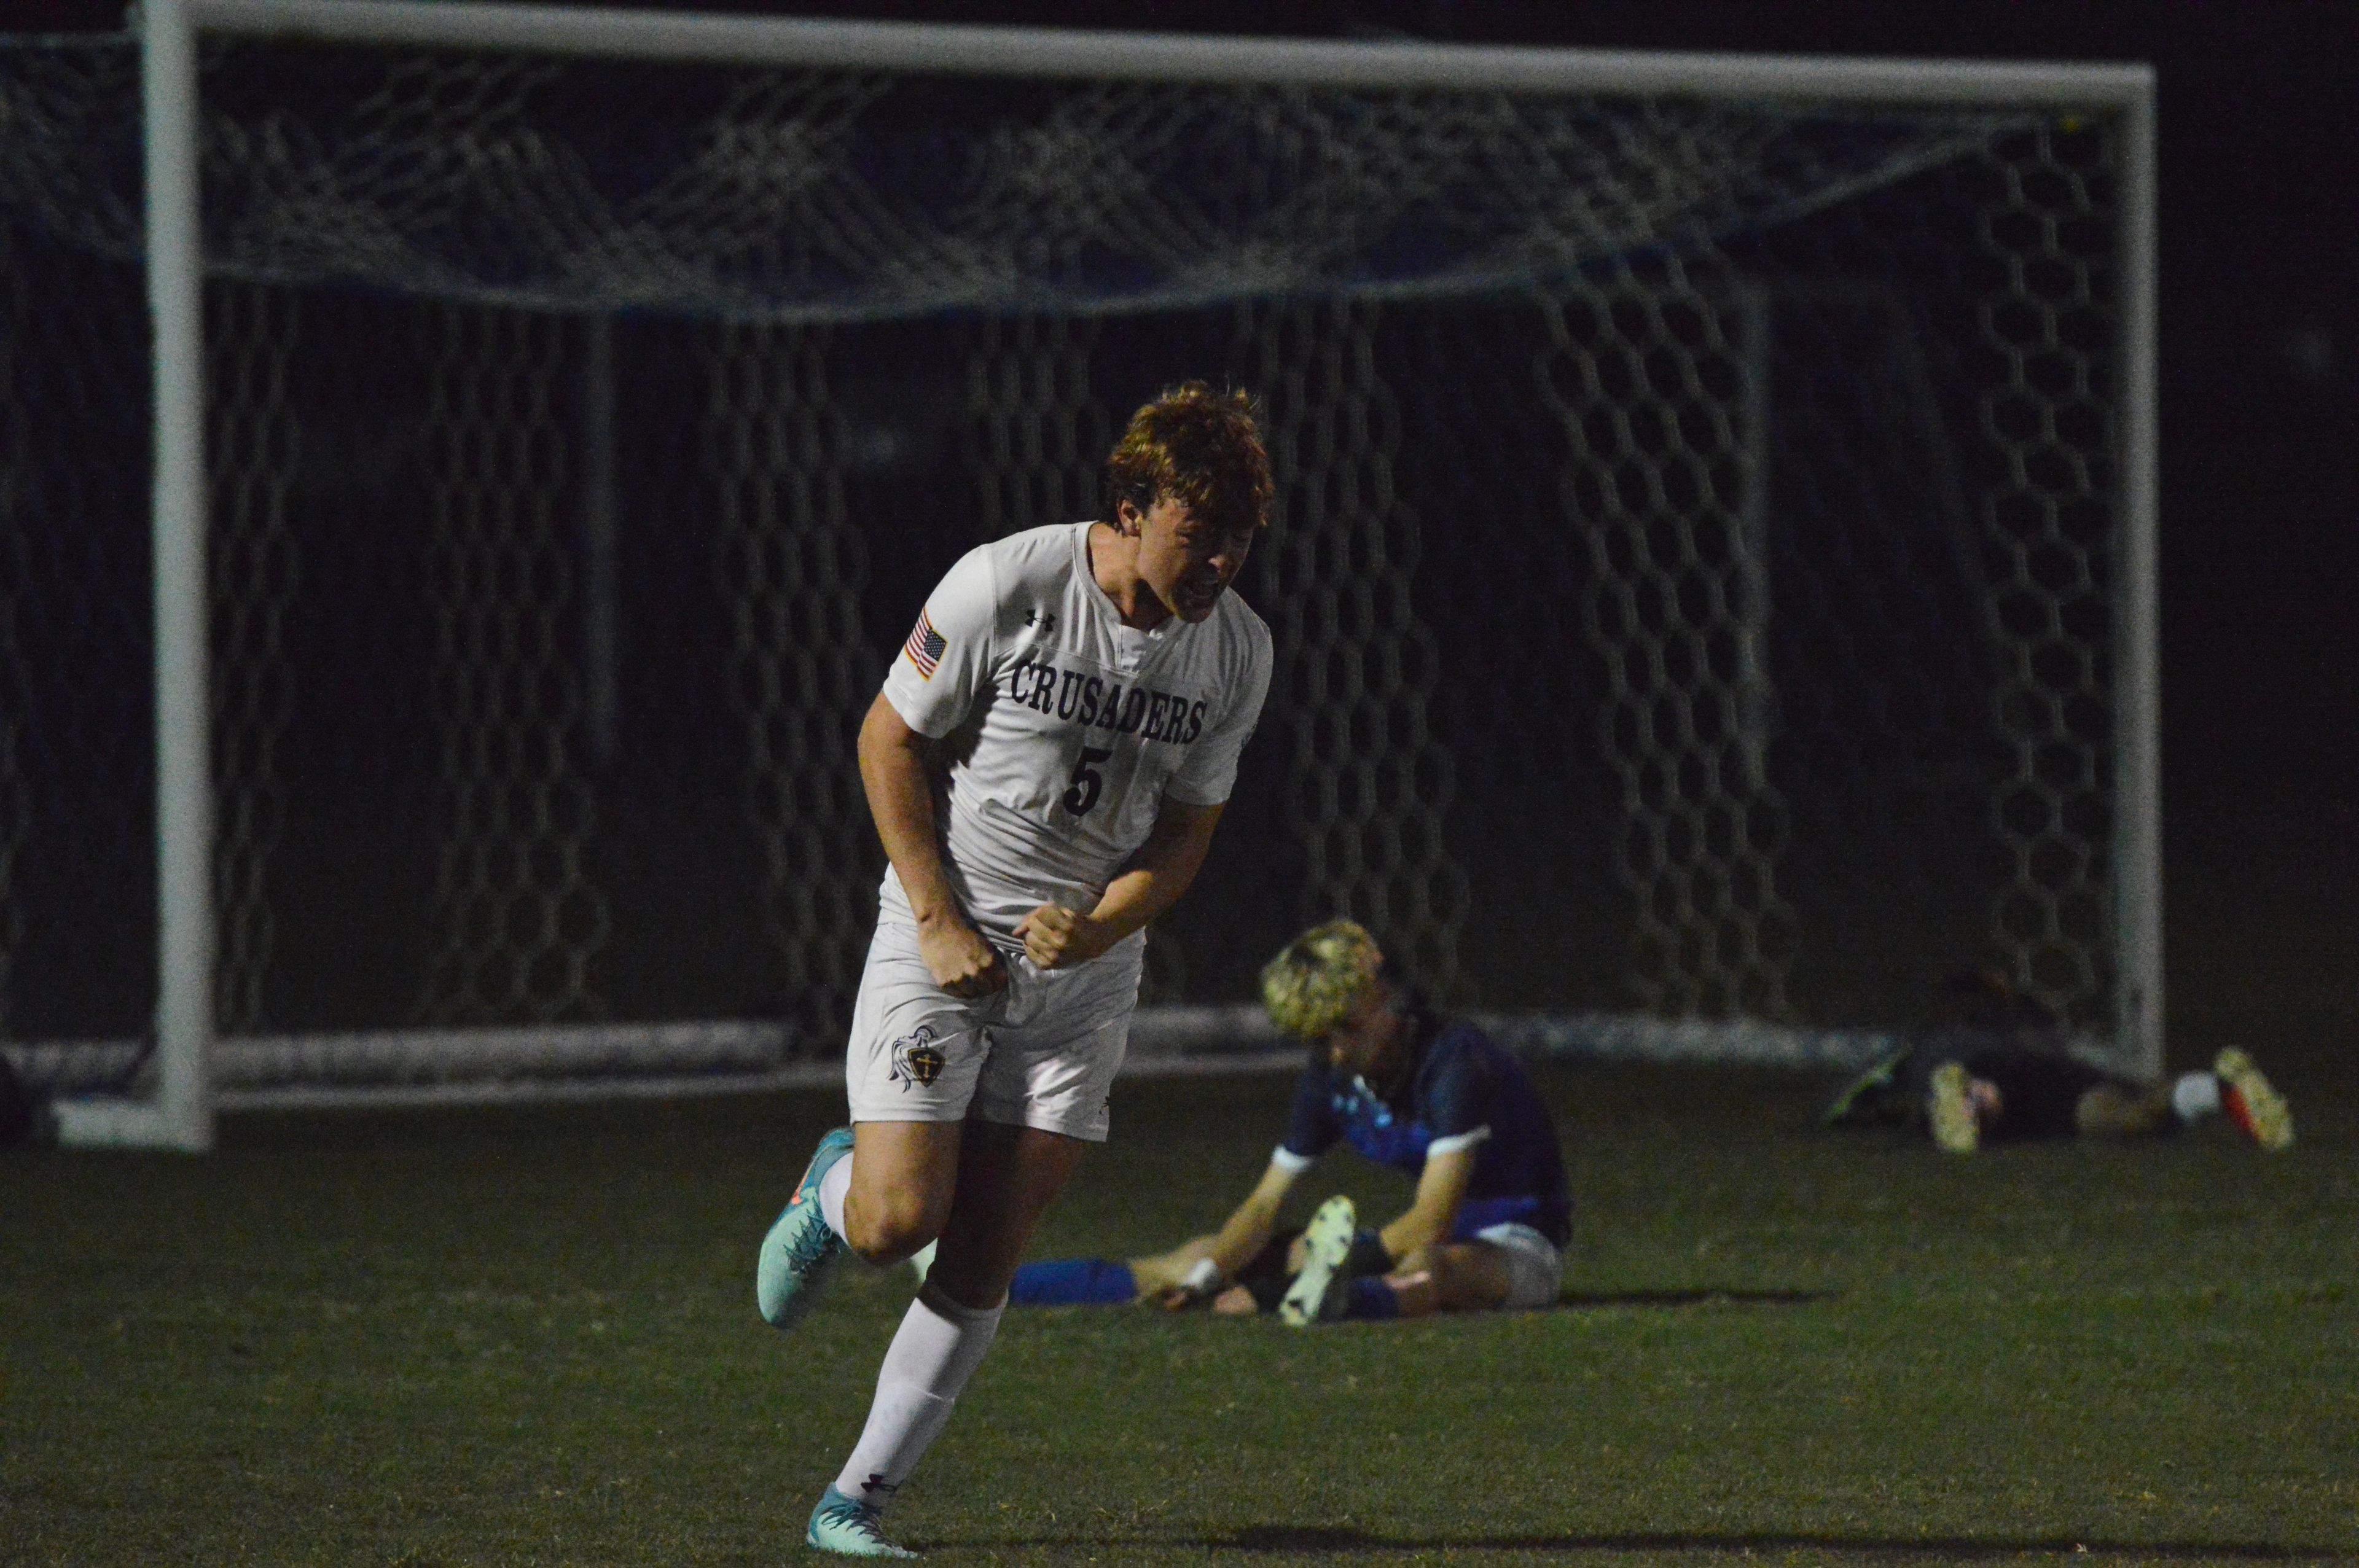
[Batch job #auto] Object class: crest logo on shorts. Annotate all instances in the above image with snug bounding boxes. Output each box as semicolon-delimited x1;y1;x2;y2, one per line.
890;1025;947;1090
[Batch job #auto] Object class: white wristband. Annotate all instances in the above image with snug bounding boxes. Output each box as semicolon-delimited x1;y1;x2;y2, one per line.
1181;1256;1223;1293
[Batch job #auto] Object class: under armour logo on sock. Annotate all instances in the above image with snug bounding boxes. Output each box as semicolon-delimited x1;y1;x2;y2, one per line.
858;1473;901;1501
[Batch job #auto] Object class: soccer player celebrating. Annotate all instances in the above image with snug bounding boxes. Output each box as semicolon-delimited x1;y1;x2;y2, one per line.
755;384;1274;1558
1010;919;1574;1326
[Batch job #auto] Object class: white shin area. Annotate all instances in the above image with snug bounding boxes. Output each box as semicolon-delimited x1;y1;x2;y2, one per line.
833;1282;1004;1510
817;1153;854;1241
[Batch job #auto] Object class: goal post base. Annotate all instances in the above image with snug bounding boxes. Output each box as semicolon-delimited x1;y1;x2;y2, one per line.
54;1096;211;1153
18;1007;1933;1136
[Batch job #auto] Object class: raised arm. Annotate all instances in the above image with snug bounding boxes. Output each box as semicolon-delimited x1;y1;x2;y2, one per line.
1015;796;1224;970
856;692;1006;998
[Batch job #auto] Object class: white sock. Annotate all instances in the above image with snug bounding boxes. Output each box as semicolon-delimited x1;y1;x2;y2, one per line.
817;1154;853;1242
833;1282;1004;1511
2171;1071;2221;1123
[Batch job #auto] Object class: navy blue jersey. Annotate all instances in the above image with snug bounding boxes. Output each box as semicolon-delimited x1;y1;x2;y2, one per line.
1278;1019;1573;1247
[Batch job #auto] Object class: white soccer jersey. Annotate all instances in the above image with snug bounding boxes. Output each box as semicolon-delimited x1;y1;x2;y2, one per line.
879;520;1273;938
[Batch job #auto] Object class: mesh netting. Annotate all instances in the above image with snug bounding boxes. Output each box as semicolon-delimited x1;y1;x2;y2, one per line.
703;319;877;1047
0;34;2135;1084
2;41;2008;316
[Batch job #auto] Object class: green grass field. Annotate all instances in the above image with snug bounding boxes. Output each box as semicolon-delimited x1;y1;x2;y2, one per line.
4;1059;2353;1567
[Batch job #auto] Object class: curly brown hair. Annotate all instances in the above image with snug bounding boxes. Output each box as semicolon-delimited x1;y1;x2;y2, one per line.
1101;382;1273;538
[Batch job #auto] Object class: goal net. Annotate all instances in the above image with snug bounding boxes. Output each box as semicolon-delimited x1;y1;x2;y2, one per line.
0;8;2156;1129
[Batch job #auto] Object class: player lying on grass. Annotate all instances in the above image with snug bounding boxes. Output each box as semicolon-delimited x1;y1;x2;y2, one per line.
1824;969;2294;1155
1001;918;1574;1325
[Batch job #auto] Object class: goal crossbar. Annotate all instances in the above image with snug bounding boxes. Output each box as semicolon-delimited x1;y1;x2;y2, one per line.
192;0;2151;106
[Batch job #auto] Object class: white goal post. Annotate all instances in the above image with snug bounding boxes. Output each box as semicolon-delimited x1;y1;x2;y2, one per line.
3;0;2156;1150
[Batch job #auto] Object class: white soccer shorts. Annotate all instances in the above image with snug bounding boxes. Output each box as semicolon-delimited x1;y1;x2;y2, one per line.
843;911;1143;1142
1473;1221;1565;1311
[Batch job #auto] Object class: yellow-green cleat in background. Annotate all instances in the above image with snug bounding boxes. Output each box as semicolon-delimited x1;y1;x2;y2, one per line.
2215;1048;2293;1152
1927;1061;1979;1154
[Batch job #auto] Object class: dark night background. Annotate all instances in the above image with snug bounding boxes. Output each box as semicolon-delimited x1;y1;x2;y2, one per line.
12;0;2355;1091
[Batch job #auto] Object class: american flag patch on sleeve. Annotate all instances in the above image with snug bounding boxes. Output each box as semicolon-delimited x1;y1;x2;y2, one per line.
902;608;946;678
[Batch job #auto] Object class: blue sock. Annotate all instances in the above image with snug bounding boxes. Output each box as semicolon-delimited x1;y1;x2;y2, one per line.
1007;1258;1138;1306
1344;1277;1401;1320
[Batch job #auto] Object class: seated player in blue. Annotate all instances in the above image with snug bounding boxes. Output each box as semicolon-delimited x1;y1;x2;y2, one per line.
1006;918;1573;1325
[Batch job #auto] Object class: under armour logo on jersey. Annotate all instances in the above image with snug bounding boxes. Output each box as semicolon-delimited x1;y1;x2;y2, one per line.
1025;607;1057;636
890;1025;948;1090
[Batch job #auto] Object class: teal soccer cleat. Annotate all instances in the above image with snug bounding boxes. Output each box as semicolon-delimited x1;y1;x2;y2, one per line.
757;1126;855;1330
1279;1194;1358;1327
806;1484;915;1558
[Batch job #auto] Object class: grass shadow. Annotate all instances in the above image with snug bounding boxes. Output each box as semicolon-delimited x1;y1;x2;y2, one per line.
1555;1287;1834;1309
1209;1524;2328;1559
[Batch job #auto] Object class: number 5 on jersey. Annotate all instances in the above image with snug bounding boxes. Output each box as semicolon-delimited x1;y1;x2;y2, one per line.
1062;746;1114;816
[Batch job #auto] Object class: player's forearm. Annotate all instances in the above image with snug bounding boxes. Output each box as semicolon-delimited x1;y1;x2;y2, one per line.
1082;864;1199;949
1381;1150;1474;1263
856;698;965;927
1378;1209;1447;1264
1082;805;1217;945
1204;1190;1284;1276
1203;1161;1295;1276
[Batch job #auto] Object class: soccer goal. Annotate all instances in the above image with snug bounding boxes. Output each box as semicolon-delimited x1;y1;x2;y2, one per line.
0;0;2156;1148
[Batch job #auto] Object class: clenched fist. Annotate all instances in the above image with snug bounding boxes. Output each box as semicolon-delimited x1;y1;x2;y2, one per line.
917;915;1009;998
1014;904;1114;970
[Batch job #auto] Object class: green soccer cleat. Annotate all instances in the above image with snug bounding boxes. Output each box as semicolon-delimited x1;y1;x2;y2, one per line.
806;1484;915;1558
757;1126;854;1330
1279;1195;1358;1327
2215;1048;2294;1152
1927;1061;1979;1154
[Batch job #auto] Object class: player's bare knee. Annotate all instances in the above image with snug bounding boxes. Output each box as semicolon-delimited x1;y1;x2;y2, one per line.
842;1191;942;1266
845;1221;932;1268
1420;1251;1469;1298
841;1224;916;1268
1431;1243;1513;1311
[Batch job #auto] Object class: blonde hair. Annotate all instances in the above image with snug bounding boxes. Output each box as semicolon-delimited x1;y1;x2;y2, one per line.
1259;919;1384;1039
